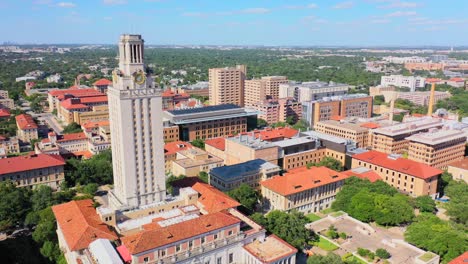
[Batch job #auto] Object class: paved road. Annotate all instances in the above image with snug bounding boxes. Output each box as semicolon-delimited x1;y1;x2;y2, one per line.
37;113;63;133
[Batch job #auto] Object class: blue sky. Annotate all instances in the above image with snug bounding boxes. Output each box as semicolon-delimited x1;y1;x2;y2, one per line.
1;0;468;46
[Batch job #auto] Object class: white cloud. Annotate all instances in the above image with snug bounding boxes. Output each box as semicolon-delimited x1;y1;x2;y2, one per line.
333;1;354;9
57;2;76;8
103;0;127;5
371;19;391;24
379;1;420;9
386;11;417;17
240;8;270;14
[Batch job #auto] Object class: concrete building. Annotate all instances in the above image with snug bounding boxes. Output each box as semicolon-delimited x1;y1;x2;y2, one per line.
370;117;444;154
244;76;288;106
279;80;349;103
315;120;372;148
380;75;426;92
0;90;14;109
164;141;193;173
404;62;444;72
15;114;38;142
171;147;223;177
209;159;280;191
0;135;20;155
397;91;451;106
163;104;257;141
447;157;468;183
57;96;108;125
36;131;110;158
107;34;166;209
382;56;427;64
163;119;180;142
46;73;62;83
352;150;442;197
302;94;373;126
0;153;65;189
209;65;246;106
249;98;302;125
161;89;190;110
406;129;466;169
225;134;280;166
261;166;349;213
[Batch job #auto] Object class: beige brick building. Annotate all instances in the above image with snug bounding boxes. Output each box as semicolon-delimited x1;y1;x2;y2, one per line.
15;114;38;142
224;134;280;166
171;148;223;177
352;150;442;197
0;154;66;190
314;120;372;148
447;157;468;183
209;65;246;106
261;166;349;213
406;129;466;169
244;76;288;106
250;98;302;125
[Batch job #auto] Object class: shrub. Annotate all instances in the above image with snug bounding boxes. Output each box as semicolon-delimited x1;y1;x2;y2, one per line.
339;232;347;239
376;248;391;259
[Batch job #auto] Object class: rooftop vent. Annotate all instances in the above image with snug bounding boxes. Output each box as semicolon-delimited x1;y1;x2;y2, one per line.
314;180;321;184
294;185;302;189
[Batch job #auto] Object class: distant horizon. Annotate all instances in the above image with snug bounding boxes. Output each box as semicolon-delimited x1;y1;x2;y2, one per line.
1;0;468;46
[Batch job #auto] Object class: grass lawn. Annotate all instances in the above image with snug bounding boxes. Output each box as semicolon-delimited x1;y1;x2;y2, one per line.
419;253;436;262
321;208;335;214
330;211;345;217
345;256;367;264
312;236;338;251
306;213;322;222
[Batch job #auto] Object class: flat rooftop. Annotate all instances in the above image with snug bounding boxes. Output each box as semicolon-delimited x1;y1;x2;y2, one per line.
210;159;280;181
271;136;317;148
406;129;466;145
243;235;297;263
301;130;349;144
372;117;443;137
164;104;257;124
227;134;277;150
316;120;370;132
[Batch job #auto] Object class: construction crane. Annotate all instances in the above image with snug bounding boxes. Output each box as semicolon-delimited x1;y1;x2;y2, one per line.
427;83;436;116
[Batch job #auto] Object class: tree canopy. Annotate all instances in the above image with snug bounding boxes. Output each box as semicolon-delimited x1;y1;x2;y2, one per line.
191;138;205;149
227;184;259;213
61;122;83;134
65;149;113;186
307;156;343;171
0;181;31;231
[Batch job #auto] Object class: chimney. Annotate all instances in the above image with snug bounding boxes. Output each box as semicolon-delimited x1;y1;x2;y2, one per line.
427;83;436;117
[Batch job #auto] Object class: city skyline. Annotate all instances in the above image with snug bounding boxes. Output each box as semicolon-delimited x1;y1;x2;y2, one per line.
1;0;468;46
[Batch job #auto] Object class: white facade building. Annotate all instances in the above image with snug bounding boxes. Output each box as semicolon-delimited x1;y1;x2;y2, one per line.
108;34;166;209
279;81;349;102
382;56;427;64
381;75;426;92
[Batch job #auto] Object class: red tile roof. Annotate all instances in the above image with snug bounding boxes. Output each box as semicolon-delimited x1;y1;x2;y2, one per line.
252;127;298;141
192;182;240;213
0;154;65;175
120;211;241;254
79;96;108;104
164;141;193;156
60;100;89;110
449;77;464;82
360;122;380;129
330;115;343;121
260;166;349;196
52;200;118;251
81;120;110;130
49;88;104;98
342;168;382;183
57;132;87;142
15;114;38;130
0;108;10;118
117;245;132;262
161;89;190;98
426;78;443;83
352;150;443;179
205;137;226;151
448;252;468;264
93;78;112;86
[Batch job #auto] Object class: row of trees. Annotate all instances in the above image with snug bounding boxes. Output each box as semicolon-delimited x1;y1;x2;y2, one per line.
64;150;113;187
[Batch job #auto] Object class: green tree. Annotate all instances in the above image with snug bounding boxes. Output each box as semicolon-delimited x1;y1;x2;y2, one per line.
374;95;385;105
0;181;31;231
414;195;436;213
405;213;466;262
376;248;391;259
30;185;54;211
347;190;375;222
65;150;113;186
227;184;259;213
198;171;208;183
292;119;309;132
62;122;83;134
286;116;295;126
444;179;468;225
166;174;185;195
191;138;205;149
257;118;268;128
82;183;99;196
374;194;414;226
307;156;343;171
308;253;344;264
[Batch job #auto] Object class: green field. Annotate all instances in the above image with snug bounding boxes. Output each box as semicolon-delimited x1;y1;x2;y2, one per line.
306;213;322;222
344;255;368;264
321;208;336;214
312;236;339;251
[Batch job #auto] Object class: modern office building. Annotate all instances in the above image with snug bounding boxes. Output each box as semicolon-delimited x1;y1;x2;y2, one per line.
163;104;257;141
406;129;466;169
209;159;281;191
380;75;426;92
302;94;373;126
107;34;166;209
370;117;444;154
279;80;349;103
249;98;302;125
352;150;442;197
261;166;349;213
0;153;65;189
244;76;288;106
209;65;246;106
15;114;38;142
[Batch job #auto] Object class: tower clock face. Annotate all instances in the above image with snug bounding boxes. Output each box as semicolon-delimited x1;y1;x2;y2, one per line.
134;72;146;85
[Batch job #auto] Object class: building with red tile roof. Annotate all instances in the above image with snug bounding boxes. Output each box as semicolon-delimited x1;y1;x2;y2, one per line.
260;166;349;213
36;131;110;158
58;95;109;125
448;252;468;264
48;88;104;113
192;182;240;214
343;167;382;183
204;137;227;162
0;108;10;118
161;89;190;110
0;154;65;189
352;150;442;197
15;114;38;142
447;157;468;184
164;141;193;172
52;199;118;261
252;127;298;142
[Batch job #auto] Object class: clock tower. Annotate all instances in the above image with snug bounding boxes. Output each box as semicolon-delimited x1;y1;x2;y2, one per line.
108;34;166;209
